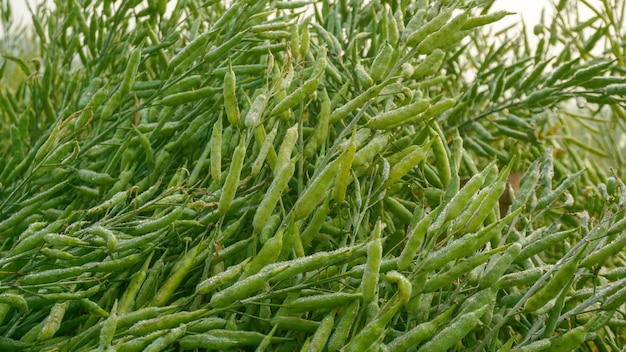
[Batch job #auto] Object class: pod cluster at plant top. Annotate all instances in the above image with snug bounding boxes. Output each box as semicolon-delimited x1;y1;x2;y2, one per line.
1;0;626;351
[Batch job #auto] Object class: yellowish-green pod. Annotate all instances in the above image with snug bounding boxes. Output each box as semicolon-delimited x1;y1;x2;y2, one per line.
398;214;433;271
361;221;383;305
299;23;310;59
144;324;187;352
370;41;397;82
412;49;445;80
292;159;339;220
98;300;118;349
224;61;240;126
461;11;514;30
387;305;456;352
160;86;218;106
196;259;249;295
304;88;331;159
382;138;434;188
271;76;320;116
353;133;389;167
366;99;431;130
327;299;360;351
333;131;356;204
252;159;296;233
525;249;582;313
384;6;400;45
245;92;267;130
386;270;412;303
429;124;451;187
118;252;153;314
275;124;299;175
405;7;453;47
210;118;223;183
121;45;142;96
0;293;28;315
218;136;246;215
168;31;211;72
480;243;522;289
345;287;406;352
163;75;202;95
151;241;208;307
78;299;109;318
307;309;336;352
416;307;486;352
355;61;374;87
329;80;393;123
290;25;300;59
416;12;469;55
420;97;458;121
402;9;427;43
243;229;283;278
251;126;278;176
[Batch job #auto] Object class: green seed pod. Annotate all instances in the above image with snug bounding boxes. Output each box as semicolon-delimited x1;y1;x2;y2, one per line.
329;80;393;123
545;58;580;86
398;214;432;271
151;241;208;306
405;7;454;47
525;250;582;313
76;168;116;186
412;49;445;80
366;98;431;130
167;32;211;72
251;126;278;176
333;131;357;204
121;45;142;96
39;301;70;341
423;249;496;293
0;293;28;315
382;138;434;188
245;92;267;130
480;243;522;289
384;6;400;45
210;118;223;183
292;159;339;220
461;11;513;30
546;326;587;352
307;309;336;352
415;307;486;352
218;136;246;215
241;229;284;279
304;88;331;159
96;300;122;348
402;9;427;43
386;270;412;303
299;23;310;59
195;259;249;295
271;76;320;116
327;299;360;351
288;292;362;313
361;221;383;305
605;83;626;95
370;41;397;82
252;158;295;233
290;25;300;59
275;124;299;174
224;61;240;126
355;62;374;87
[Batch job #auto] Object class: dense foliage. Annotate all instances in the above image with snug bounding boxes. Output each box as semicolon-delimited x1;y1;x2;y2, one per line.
1;0;626;350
